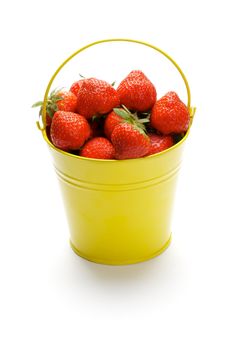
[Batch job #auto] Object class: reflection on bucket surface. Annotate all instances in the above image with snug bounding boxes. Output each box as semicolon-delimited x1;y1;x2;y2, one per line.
39;39;195;265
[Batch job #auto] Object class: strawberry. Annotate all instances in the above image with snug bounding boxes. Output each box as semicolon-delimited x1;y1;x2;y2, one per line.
50;111;91;151
80;137;115;159
76;78;120;119
147;133;174;156
104;110;124;139
117;70;157;112
111;123;151;160
56;90;77;112
70;80;84;96
32;89;77;126
150;92;190;134
105;106;150;140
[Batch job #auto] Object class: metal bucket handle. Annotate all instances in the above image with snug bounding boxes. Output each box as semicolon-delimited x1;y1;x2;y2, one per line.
37;38;196;131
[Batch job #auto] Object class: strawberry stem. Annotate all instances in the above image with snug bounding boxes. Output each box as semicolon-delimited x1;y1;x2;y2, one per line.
114;106;148;134
32;101;43;108
137;118;150;123
121;104;132;115
32;88;64;120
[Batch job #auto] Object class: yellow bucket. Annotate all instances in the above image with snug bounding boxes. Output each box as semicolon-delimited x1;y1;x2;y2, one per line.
38;39;196;265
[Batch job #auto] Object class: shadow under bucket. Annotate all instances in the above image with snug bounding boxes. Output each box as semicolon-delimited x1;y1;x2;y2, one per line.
38;39;195;265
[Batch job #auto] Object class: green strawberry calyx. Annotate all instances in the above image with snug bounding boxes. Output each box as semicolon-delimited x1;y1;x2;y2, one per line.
113;105;150;135
32;88;64;119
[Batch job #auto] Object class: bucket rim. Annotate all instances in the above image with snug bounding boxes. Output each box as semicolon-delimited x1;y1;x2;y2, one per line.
42;122;192;162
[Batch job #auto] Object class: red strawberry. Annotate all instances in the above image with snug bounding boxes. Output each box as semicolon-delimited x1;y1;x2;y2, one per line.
70;80;84;96
76;78;120;119
50;111;91;151
56;90;77;112
147;133;174;156
104;106;150;141
45;115;53;127
32;89;77;126
80;137;115;159
150;92;190;134
104;110;124;139
111;123;151;160
117;70;156;111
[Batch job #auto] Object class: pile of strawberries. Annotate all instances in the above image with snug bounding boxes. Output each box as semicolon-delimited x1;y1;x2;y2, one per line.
33;70;190;160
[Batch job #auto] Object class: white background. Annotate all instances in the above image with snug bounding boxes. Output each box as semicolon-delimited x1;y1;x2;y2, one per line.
0;0;232;349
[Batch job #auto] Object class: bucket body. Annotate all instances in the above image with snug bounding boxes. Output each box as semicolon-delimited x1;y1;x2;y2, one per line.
44;130;188;265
